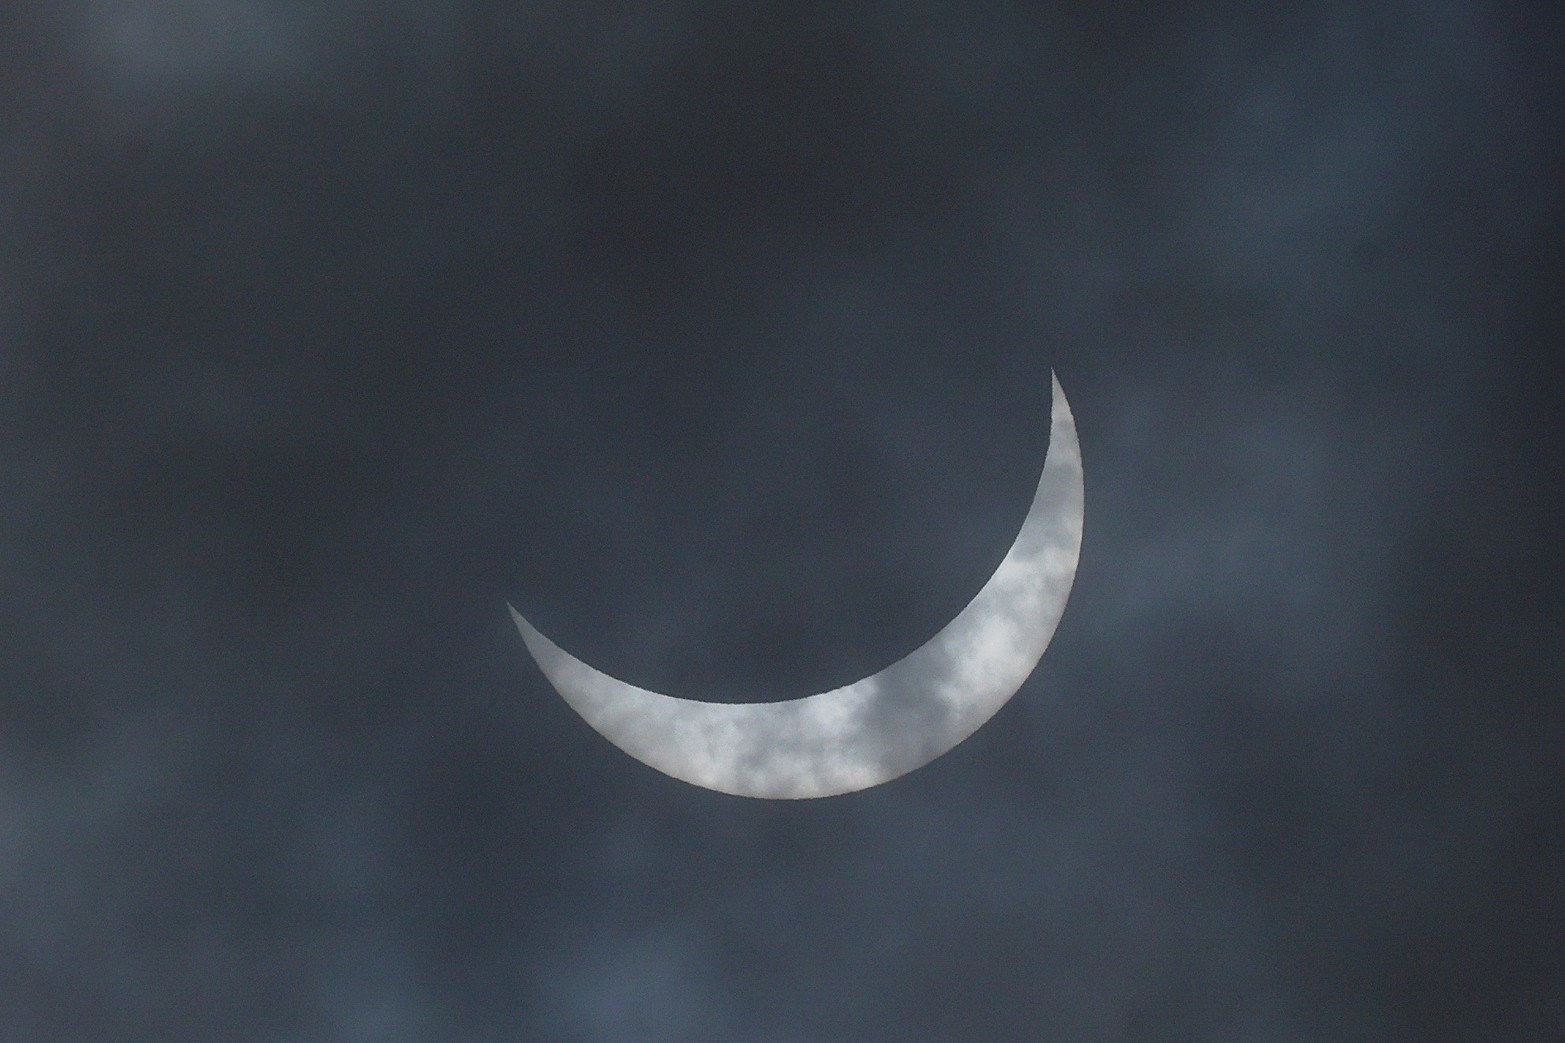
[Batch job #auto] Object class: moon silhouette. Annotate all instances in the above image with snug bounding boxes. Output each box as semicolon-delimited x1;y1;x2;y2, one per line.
511;371;1084;798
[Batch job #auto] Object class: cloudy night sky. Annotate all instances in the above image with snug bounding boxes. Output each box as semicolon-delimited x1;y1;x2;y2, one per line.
2;1;1562;1039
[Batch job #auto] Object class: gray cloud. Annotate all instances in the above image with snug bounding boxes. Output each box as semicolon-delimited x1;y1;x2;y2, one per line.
1;0;1559;1039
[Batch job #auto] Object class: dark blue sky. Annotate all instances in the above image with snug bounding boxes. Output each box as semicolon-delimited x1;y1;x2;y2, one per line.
3;2;1561;1038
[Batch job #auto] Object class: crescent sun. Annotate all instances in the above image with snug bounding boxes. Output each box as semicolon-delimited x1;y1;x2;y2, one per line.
510;371;1084;799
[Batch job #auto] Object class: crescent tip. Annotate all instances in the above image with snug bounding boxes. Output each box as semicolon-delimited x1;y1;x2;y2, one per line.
507;603;539;642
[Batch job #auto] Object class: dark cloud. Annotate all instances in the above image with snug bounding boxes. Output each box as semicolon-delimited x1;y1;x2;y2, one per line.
2;0;1561;1039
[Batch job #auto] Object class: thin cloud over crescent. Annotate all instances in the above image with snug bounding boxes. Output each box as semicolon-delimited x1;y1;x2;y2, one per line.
512;371;1084;798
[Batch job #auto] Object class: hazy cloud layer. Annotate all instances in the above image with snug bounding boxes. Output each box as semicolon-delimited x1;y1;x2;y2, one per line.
2;0;1561;1039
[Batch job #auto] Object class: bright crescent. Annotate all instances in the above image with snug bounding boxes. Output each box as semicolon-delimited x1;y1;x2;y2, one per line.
511;371;1083;798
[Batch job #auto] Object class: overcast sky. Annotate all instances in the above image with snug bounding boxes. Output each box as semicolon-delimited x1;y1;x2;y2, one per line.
3;2;1562;1040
